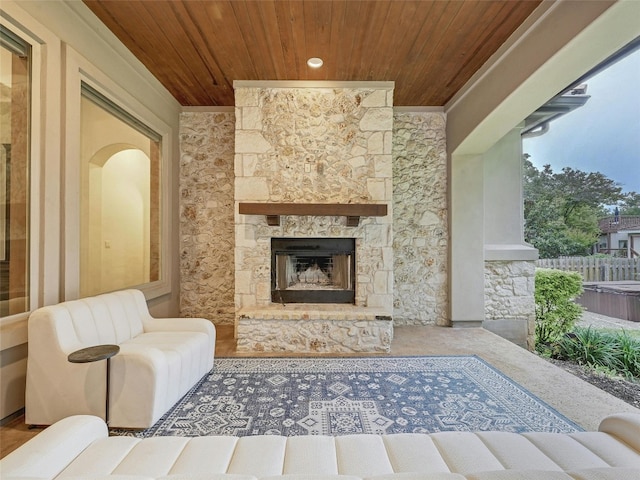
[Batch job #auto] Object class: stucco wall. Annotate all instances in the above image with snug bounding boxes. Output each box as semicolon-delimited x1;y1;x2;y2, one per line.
1;0;183;422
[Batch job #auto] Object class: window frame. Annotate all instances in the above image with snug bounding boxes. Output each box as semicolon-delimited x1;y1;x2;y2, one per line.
64;46;172;301
0;15;50;326
1;26;31;318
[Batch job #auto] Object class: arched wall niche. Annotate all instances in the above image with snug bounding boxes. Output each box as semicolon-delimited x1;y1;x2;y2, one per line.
82;144;152;297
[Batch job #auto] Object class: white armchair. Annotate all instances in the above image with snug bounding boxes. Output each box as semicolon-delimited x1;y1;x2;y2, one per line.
25;289;215;429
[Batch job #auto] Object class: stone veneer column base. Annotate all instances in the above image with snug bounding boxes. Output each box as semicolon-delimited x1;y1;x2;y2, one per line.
236;305;393;353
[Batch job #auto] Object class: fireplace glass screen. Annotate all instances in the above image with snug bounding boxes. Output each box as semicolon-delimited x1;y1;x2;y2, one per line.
271;238;355;304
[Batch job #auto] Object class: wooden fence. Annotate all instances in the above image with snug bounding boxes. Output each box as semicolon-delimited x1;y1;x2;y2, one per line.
536;257;640;282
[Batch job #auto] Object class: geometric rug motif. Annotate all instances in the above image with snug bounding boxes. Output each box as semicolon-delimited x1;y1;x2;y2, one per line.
113;356;582;438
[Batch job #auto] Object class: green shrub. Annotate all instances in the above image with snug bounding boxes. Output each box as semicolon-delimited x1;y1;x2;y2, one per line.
611;330;640;379
557;327;617;370
534;268;584;345
556;327;640;380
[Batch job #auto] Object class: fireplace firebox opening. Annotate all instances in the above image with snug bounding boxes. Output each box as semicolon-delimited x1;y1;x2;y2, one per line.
271;238;356;304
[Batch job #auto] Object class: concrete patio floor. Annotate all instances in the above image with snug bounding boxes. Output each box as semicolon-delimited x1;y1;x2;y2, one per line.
392;325;640;431
215;324;640;432
2;323;639;459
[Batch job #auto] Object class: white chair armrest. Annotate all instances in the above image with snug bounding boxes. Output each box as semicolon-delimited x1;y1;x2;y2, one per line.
142;317;215;335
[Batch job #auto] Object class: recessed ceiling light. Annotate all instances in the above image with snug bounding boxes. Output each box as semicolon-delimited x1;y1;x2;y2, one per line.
307;57;324;68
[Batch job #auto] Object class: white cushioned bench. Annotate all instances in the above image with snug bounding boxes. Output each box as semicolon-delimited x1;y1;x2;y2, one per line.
25;289;216;429
1;414;639;479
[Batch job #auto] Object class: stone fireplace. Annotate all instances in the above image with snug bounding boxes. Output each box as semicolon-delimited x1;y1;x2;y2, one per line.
234;81;394;353
271;237;355;304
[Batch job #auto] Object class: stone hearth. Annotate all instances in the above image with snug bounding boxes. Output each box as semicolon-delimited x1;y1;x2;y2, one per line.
236;304;393;353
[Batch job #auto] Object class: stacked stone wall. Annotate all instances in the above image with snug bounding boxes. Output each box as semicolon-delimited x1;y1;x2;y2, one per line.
179;111;236;324
234;86;394;311
177;107;534;345
392;112;448;325
484;260;536;349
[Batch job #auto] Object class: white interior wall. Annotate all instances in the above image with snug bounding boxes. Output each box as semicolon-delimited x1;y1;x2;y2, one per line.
99;150;150;294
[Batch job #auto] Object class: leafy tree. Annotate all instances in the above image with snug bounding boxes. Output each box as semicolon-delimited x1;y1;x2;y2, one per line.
564;204;600;243
528;228;592;258
553;167;623;222
523;157;625;258
619;191;640;215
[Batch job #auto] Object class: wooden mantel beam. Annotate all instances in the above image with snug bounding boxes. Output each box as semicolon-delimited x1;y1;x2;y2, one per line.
238;202;388;226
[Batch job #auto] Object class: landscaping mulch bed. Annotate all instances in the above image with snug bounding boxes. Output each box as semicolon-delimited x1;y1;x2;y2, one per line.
549;358;640;409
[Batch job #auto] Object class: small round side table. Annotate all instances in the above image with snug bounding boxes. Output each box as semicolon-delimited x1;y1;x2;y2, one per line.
68;344;120;425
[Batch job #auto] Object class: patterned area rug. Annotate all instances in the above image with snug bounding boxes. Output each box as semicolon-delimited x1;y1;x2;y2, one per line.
115;356;582;437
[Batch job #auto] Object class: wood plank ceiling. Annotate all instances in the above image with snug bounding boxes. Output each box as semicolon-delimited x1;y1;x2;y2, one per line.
82;0;542;107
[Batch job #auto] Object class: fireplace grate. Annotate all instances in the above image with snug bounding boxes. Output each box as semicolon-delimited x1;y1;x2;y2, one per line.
271;238;355;304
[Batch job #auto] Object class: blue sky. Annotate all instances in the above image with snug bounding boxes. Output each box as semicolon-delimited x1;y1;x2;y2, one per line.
523;47;640;195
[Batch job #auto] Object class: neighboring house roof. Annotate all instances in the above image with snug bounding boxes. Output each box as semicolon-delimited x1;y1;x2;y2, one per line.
599;215;640;234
